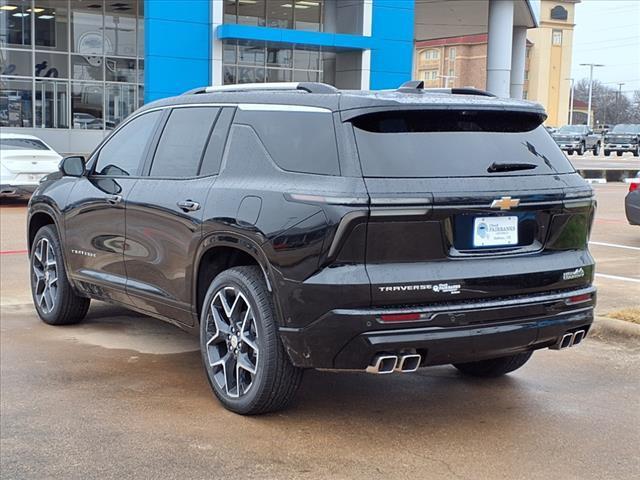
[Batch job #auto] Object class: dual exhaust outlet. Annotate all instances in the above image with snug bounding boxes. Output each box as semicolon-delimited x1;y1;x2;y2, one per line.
550;329;587;350
366;354;422;374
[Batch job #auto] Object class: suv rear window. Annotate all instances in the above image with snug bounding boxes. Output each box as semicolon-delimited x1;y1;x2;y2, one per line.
351;110;574;177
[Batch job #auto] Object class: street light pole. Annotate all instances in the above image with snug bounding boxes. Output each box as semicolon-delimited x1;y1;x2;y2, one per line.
566;78;575;125
580;63;604;128
616;82;625;124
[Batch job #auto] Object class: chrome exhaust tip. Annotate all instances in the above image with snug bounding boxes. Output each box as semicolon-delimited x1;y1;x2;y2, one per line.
366;355;398;374
550;332;574;350
572;330;586;346
395;354;422;373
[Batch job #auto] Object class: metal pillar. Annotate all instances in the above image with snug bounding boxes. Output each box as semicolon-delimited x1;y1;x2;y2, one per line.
510;26;527;99
486;0;514;98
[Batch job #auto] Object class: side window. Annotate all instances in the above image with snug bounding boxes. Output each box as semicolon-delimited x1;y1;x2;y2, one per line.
199;108;235;176
149;107;219;177
242;109;340;175
94;110;162;176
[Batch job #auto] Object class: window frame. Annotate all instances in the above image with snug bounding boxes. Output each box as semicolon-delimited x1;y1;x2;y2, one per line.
140;105;236;179
88;108;165;178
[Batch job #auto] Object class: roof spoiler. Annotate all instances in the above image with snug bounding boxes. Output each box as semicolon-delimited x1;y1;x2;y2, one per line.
183;82;338;96
397;80;496;97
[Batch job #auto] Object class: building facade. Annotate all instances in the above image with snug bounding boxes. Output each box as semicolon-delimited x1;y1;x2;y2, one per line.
1;0;535;154
526;0;579;127
415;34;531;95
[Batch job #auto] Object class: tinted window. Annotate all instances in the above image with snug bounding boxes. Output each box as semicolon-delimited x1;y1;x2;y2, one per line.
352;110;574;178
94;111;161;176
0;138;49;151
611;124;636;134
200;108;235;176
558;125;586;134
149;107;219;177
243;109;339;175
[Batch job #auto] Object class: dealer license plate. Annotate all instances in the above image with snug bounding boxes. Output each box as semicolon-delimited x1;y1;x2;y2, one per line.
473;216;518;247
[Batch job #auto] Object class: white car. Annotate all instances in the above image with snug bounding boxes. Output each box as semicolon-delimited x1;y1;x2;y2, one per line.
0;133;62;198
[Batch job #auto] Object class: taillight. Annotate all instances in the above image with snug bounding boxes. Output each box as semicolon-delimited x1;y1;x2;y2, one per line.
565;293;593;305
629;181;640;193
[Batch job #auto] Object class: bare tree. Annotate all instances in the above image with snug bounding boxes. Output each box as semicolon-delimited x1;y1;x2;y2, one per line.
573;79;635;125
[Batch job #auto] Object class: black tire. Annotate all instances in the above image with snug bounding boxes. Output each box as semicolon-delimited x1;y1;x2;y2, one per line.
633;146;639;157
577;143;585;156
453;351;533;378
199;266;303;415
30;225;90;325
567;150;574;156
617;151;623;157
592;143;600;156
604;150;610;156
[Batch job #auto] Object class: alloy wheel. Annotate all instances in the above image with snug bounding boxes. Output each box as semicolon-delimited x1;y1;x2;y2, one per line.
205;286;259;398
32;238;58;314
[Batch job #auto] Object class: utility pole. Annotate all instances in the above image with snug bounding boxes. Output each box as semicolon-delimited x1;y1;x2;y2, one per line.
580;63;604;127
567;78;575;125
616;82;625;123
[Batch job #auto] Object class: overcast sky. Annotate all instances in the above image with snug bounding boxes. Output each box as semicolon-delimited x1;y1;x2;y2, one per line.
569;0;640;95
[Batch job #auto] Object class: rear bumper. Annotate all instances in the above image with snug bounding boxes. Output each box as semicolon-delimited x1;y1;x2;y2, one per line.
279;286;596;369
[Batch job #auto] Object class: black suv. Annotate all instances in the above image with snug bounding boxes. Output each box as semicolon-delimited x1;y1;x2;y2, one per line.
27;82;596;415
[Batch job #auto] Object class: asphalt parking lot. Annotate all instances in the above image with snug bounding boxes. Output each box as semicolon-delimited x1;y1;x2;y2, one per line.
1;182;639;479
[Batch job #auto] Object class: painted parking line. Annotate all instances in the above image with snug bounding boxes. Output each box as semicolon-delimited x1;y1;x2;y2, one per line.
595;273;640;284
0;249;28;256
589;241;640;252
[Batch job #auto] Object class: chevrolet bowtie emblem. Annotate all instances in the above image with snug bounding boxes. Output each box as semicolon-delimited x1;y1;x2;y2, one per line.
491;196;520;210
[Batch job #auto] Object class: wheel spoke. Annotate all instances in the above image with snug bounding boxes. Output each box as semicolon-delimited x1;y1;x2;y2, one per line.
32;238;58;314
204;286;259;398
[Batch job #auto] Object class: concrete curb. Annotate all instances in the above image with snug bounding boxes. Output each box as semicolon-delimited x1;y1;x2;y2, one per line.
589;316;640;344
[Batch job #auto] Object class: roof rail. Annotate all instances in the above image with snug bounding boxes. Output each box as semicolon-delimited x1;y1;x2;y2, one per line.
183;82;338;96
397;80;496;97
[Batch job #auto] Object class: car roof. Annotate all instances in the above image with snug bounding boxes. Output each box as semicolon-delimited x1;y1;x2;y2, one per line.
138;84;547;119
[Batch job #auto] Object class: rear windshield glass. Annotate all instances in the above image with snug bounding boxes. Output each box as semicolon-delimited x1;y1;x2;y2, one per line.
611;124;637;134
557;125;586;134
351;110;574;178
0;138;49;151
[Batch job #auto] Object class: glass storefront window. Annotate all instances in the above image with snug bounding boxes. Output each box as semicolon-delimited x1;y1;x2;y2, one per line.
105;57;136;83
266;68;291;82
34;51;68;78
105;1;137;56
0;77;32;127
295;0;321;31
71;2;104;54
224;0;237;24
1;1;143;131
106;83;136;129
238;42;265;65
267;45;292;68
71;54;103;81
266;0;292;29
1;48;31;76
238;0;265;26
137;0;144;57
0;0;31;48
35;79;69;128
223;40;324;86
71;81;103;129
34;0;68;51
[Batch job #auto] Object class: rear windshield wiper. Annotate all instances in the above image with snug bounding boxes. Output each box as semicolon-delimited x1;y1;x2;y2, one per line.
487;162;538;173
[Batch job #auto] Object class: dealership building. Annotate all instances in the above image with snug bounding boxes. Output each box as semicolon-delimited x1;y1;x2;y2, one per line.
1;0;537;154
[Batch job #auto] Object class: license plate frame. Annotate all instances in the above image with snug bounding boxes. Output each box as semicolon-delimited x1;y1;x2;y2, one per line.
472;216;518;248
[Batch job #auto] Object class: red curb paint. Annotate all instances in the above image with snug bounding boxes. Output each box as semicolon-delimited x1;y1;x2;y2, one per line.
0;249;28;256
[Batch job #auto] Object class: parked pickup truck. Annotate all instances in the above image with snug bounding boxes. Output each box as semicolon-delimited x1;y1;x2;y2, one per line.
552;125;602;155
604;124;640;157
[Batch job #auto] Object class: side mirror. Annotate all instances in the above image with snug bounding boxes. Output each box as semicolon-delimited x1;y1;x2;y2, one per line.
59;156;86;177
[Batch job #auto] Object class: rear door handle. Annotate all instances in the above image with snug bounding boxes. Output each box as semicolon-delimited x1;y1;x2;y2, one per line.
106;194;123;205
177;200;201;212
